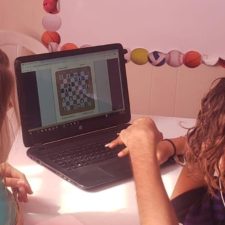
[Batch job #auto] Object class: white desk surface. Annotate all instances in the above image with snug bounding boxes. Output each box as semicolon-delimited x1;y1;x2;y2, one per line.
8;115;195;225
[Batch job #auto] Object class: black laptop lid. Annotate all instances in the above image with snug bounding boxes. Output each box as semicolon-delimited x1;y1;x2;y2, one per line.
15;43;130;147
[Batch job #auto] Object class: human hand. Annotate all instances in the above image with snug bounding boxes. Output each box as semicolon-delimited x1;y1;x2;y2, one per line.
0;162;33;202
106;117;163;158
108;137;175;165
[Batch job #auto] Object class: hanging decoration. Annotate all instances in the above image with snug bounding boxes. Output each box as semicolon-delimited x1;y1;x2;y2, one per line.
148;51;166;66
41;31;61;48
130;48;223;68
202;55;219;66
42;14;62;32
130;48;149;65
41;0;61;52
41;0;78;52
183;51;202;68
43;0;60;14
60;43;78;51
40;1;224;68
166;50;183;67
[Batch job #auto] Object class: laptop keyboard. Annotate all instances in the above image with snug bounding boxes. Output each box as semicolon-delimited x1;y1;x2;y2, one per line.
38;125;129;171
50;142;121;170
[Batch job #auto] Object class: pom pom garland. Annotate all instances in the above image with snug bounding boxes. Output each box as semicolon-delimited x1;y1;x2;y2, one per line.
42;0;62;52
183;51;202;68
166;50;183;67
130;48;149;65
202;54;219;66
41;31;61;47
40;2;222;68
127;48;221;68
148;51;166;66
42;0;80;52
60;43;78;51
43;0;60;14
42;14;62;31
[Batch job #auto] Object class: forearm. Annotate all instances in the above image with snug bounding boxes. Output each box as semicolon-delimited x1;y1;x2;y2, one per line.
130;149;179;225
157;136;187;165
169;136;187;155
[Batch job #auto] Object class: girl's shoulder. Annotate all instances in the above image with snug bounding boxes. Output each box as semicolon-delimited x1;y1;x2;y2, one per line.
172;186;225;225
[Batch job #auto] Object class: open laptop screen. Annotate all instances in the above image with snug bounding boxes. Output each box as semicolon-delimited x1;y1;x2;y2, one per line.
15;43;130;146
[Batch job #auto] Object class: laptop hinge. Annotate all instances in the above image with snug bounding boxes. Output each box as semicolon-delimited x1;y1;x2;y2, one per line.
36;124;130;146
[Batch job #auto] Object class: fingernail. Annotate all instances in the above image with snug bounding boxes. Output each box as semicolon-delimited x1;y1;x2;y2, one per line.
105;143;113;148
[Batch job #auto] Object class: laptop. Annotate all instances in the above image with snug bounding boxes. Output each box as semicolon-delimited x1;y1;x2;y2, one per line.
14;43;133;191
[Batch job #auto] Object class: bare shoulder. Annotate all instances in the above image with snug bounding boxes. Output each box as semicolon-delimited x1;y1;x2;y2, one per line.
171;166;206;200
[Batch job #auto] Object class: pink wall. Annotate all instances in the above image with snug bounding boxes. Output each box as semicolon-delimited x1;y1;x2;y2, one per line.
1;0;225;59
0;0;44;39
59;0;225;59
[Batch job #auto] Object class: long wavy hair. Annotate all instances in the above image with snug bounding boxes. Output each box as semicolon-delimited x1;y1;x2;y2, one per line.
0;49;22;225
185;77;225;195
0;49;15;162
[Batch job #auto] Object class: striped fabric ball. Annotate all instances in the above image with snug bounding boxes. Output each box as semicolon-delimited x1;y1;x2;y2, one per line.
148;51;166;66
167;50;183;67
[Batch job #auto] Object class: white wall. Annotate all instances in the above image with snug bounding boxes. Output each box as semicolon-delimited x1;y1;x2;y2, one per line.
0;0;44;39
59;0;225;59
126;63;224;118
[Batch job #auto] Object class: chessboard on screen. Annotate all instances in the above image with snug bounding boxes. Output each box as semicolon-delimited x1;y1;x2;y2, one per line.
51;61;102;123
55;66;95;116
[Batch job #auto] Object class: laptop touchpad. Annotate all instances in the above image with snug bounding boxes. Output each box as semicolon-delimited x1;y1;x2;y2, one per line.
71;166;114;188
99;157;132;177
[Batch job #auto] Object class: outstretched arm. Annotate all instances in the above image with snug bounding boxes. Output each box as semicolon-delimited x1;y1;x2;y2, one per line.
111;118;179;225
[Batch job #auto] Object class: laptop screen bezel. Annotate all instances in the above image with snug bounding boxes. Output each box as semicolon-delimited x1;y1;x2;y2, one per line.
14;43;131;147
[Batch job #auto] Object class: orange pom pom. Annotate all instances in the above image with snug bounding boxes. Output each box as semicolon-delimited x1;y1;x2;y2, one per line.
41;31;61;47
60;43;78;51
183;51;202;68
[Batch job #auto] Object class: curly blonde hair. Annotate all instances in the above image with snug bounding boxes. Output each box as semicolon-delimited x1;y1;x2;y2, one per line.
185;77;225;195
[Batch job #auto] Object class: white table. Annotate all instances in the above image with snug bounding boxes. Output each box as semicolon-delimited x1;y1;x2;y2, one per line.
8;115;195;225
